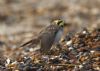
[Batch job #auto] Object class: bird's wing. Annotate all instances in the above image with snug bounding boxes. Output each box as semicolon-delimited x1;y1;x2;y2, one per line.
39;25;60;53
21;24;59;50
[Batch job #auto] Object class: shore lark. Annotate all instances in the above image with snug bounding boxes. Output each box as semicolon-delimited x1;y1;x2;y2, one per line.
21;19;66;54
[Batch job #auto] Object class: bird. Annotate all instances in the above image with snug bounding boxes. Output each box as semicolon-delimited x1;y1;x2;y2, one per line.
21;19;66;54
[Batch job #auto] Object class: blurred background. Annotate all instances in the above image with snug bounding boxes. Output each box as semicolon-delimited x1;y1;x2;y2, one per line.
0;0;100;34
0;0;100;50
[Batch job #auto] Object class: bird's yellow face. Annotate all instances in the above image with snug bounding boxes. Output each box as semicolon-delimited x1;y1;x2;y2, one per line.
53;20;65;27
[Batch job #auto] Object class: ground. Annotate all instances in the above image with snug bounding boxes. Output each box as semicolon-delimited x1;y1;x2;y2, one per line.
0;0;100;71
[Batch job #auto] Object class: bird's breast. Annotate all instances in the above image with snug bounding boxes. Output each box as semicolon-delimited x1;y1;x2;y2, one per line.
54;28;63;44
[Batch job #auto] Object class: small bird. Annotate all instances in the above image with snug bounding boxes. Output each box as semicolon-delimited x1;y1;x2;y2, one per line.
21;19;66;54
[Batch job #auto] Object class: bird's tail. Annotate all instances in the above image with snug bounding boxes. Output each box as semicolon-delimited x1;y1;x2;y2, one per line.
21;37;40;48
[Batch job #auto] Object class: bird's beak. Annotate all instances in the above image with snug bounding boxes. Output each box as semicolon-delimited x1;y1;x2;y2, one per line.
64;23;71;27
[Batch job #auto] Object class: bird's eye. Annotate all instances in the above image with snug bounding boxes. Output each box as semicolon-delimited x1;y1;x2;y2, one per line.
53;20;64;27
57;20;64;27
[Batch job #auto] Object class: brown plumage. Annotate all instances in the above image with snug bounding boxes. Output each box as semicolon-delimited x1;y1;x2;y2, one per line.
21;20;65;54
39;24;60;54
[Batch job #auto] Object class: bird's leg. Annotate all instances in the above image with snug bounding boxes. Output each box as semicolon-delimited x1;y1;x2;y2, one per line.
50;43;62;52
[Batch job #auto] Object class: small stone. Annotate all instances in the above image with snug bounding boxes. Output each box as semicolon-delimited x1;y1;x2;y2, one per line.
79;65;83;69
66;40;72;46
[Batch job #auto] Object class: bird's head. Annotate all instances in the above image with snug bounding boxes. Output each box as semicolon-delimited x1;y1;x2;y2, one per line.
53;19;65;27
